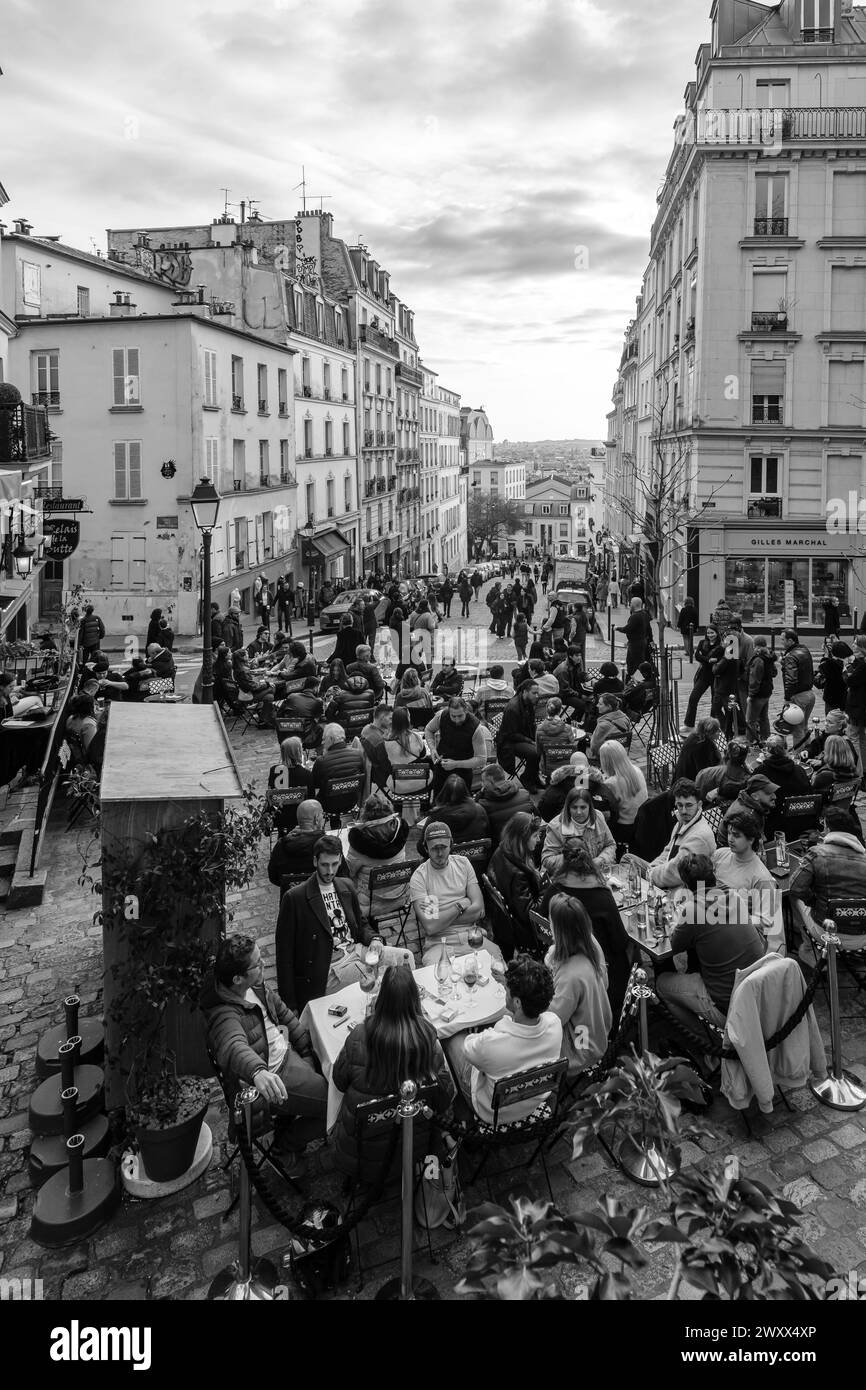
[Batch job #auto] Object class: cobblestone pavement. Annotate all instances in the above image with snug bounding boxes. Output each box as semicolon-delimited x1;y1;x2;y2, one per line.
0;584;865;1301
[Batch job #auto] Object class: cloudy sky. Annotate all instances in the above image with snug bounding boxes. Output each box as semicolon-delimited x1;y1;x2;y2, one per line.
2;0;760;439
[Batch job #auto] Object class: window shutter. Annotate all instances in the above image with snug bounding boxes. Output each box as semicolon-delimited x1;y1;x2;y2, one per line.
832;173;866;236
114;442;127;499
751;362;785;396
128;442;142;497
130;535;146;589
226;520;235;574
110;535;127;587
112;349;126;406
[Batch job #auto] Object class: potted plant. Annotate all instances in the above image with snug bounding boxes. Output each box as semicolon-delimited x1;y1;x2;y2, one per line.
88;787;269;1183
570;1049;708;1187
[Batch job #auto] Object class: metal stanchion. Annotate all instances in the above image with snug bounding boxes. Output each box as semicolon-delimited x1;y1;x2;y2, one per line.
810;925;866;1111
208;1088;278;1299
617;969;682;1187
375;1081;440;1301
610;629;615;663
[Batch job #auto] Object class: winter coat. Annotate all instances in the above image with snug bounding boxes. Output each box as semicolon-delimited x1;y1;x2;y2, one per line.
844;655;866;725
721;956;827;1114
823;602;841;636
268;830;348;886
759;753;813;839
458;580;473;602
476;779;537;848
816;655;846;711
311;742;366;798
536;717;579;770
331;1024;454;1185
331;626;363;667
425;798;490;843
495;695;537;760
541;812;616;875
487;847;545;955
202;975;312;1105
80;613;105;650
789;831;866;930
747;650;777;699
781;643;814;699
677;603;698;635
275;874;370;1011
589;709;632;759
673;733;721;783
692;636;717;674
222;610;244;651
711;651;739;703
431;667;464;699
346;815;411;917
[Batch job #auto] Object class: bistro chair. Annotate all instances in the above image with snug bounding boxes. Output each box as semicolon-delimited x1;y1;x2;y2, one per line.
344;1085;441;1291
206;1044;304;1219
528;909;554;954
702;803;725;843
539;741;578;784
824;899;866;1011
627;690;660;750
265;786;306;842
280;872;314;901
451;1059;568;1202
407;705;434;730
318;772;366;829
341;708;372;743
779;792;824;837
274;713;306;743
647;739;681;791
145;675;175;698
452;837;493;880
483;699;510;736
368;860;423;953
387;762;434;822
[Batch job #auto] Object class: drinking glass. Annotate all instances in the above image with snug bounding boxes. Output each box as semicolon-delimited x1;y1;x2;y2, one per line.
359;966;377;1017
463;953;479;998
467;924;484;952
435;951;452;998
450;960;463;1003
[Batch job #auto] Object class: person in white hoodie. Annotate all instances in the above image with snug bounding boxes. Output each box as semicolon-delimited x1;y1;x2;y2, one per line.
789;806;866;962
475;664;512;721
625;779;717;890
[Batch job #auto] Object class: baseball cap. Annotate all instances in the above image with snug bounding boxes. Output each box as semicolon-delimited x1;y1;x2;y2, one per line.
424;821;453;845
746;773;780;795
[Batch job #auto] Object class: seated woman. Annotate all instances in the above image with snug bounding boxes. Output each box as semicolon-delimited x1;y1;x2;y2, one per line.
537;839;633;1018
487;811;545;959
332;966;455;1187
592;662;625;700
232;650;276;726
424;772;490;844
268;736;314;833
598;739;647;852
247;625;271;660
810;733;861;809
545;894;613;1075
542;786;617;876
535;696;580;781
393;667;433;710
695;736;749;808
673;716;722;783
430;660;464;701
65;693;99;768
213;647;238;706
382;706;430;806
319;657;349;705
346;792;411;920
0;673;48;720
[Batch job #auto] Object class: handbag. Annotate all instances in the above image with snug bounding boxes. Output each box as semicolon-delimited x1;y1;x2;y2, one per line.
413;1137;465;1230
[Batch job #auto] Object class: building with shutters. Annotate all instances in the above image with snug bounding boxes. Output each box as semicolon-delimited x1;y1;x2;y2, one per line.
4;226;297;635
437;384;464;571
605;0;866;631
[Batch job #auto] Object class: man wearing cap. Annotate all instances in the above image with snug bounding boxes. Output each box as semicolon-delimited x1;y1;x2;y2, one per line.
409;822;502;966
721;773;779;847
781;629;814;750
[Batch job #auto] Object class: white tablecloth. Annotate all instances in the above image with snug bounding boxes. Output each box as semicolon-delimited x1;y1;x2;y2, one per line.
299;963;506;1128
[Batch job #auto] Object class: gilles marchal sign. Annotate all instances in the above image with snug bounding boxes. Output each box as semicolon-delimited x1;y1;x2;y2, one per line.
44;519;80;560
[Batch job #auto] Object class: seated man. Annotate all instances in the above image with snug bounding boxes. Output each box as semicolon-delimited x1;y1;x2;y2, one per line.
626;779;717;889
495;681;542;790
145;642;176;681
410;821;502;966
475;664;511;720
360;704;393;792
425;696;488;796
654;852;766;1036
346;643;385;698
275;834;372;1008
552;646;591;719
720;773;778;848
202;933;327;1169
311;722;367;812
268;799;348;885
280;677;324;726
430;659;464;701
789;806;866;963
324;674;377;724
446;956;562;1123
269;639;318;684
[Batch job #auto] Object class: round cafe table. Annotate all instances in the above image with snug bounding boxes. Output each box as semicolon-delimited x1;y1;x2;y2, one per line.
300;961;506;1129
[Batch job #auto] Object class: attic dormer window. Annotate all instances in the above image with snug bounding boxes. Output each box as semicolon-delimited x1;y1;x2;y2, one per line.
801;0;834;42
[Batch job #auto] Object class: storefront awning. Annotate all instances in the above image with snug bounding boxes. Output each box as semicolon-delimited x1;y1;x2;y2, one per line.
310;529;351;561
385;534;402;555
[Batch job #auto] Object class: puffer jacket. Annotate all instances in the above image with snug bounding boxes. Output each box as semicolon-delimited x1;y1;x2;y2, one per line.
346;815;411;917
782;643;814;698
424;798;490;843
80;613;105;649
477;779;537;848
201;974;312;1103
312;741;366;796
331;1024;454;1186
488;847;544;955
789;831;866;929
747;650;777;699
536;717;579;772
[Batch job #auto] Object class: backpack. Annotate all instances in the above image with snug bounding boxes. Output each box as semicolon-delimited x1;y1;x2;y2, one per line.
286;1201;352;1298
413;1138;466;1230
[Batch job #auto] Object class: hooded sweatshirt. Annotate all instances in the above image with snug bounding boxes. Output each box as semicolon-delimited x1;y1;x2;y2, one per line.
346;815;411;916
589;708;632;758
477;778;537;847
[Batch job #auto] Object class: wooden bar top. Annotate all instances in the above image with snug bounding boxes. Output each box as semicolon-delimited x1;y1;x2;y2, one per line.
100;704;243;803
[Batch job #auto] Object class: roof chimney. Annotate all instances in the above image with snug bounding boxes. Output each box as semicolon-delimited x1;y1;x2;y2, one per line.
12;218;32;236
110;291;135;317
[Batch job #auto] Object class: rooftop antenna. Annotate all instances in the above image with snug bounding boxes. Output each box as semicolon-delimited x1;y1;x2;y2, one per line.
220;187;231;217
293;166;332;213
246;199;260;221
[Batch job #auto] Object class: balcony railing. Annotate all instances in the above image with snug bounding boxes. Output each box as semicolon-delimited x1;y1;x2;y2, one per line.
303;385;312;398
396;360;424;388
397;448;405;462
754;217;789;236
232;393;244;410
359;323;400;357
32;390;60;408
364;429;374;447
388;474;397;489
747;496;783;519
376;430;385;445
258;398;268;413
260;473;271;487
801;27;834;43
376;477;387;493
278;400;288;415
750;312;789;333
387;432;396;445
752;402;783;425
365;480;376;497
0;401;52;464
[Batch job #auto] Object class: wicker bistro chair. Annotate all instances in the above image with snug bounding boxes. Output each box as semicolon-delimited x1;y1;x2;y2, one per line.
702;802;725;844
451;837;493;881
450;1060;568;1202
539;741;579;784
482;698;511;737
386;761;434;823
368;860;424;953
824;899;866;1009
145;675;175;698
318;772;366;828
279;873;313;901
780;792;824;838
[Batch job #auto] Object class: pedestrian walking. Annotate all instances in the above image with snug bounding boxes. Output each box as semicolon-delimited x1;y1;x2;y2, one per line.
80;604;105;662
677;596;698;661
471;568;483;600
823;596;841;638
458;575;472;618
513;613;529;661
608;572;620;607
440;576;454;618
276;575;293;633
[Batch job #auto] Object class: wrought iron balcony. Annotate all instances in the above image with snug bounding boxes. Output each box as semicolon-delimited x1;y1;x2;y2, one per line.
359;323;400;358
750;312;789;333
752;402;783;425
376;477;387;493
232;393;244;410
365;480;376;497
388;474;397;489
396;360;423;388
754;217;789;236
364;429;374;447
32;390;60;408
0;400;52;465
747;496;783;519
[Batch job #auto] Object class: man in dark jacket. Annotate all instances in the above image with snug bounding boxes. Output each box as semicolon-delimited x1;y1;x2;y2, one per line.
80;605;105;661
222;606;244;652
553;647;590;719
471;568;484;600
476;764;536;847
617;598;651;676
844;636;866;789
495;681;541;788
758;735;814;838
781;629;815;748
347;644;385;698
275;836;371;1009
281;678;324;726
202;934;327;1163
745;635;776;745
720;773;779;847
677;597;698;659
790;807;866;961
209;603;224;649
362;598;379;646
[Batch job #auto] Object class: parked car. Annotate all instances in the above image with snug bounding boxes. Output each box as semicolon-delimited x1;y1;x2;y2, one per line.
318;588;388;633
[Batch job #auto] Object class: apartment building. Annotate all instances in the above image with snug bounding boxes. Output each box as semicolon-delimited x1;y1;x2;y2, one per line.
6;229;297;634
393;294;422;576
437;384;464;571
522;474;592;559
420;365;439;574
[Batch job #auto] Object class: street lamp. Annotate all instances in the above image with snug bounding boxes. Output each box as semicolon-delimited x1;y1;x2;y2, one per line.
12;538;35;578
190;477;222;705
302;518;317;654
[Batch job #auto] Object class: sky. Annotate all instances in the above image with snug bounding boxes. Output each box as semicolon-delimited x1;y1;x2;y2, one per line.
1;0;760;439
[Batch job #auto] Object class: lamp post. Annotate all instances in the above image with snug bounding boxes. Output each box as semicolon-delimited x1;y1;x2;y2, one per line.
190;478;221;704
12;538;35;578
302;518;317;654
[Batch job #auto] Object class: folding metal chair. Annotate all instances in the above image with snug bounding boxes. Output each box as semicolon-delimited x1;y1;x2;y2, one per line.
206;1045;303;1218
387;761;433;822
780;792;824;837
627;692;659;750
265;786;306;841
825;898;866;1012
528;909;554;955
274;714;307;745
453;837;493;879
539;741;578;784
408;705;434;730
483;698;510;737
223;691;260;735
279;872;314;901
319;773;366;828
368;860;423;951
451;1059;568;1202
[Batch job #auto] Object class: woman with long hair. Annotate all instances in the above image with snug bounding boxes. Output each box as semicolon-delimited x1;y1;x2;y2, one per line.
426;771;489;842
811;733;861;808
537;839;632;1016
545;894;612;1074
674;715;722;783
487;811;545;959
393;666;433;710
599;740;648;852
319;657;349;703
695;736;749;808
332;965;455;1185
383;706;429;810
267;735;314;833
683;625;721;729
541;785;616;876
145;607;163;650
346;792;411;918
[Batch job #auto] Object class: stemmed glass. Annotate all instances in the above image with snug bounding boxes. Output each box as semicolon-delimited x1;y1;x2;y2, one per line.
463;953;479;998
435;948;452;999
359;966;377;1016
467;925;484;951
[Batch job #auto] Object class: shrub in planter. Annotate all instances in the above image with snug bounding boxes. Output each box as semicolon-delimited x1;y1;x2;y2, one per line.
129;1072;212;1184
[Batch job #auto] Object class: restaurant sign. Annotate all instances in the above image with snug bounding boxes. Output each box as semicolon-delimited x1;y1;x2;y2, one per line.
43;519;80;560
43;497;85;514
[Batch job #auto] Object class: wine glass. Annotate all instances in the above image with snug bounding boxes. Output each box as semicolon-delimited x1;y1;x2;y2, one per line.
450;958;463;1003
359;967;377;1016
463;953;479;998
435;950;452;998
467;924;484;952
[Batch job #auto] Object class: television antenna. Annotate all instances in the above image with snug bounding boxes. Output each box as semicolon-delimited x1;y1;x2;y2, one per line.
293;166;332;213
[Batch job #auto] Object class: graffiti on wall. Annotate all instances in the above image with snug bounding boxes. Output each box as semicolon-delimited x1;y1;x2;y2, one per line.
111;244;193;286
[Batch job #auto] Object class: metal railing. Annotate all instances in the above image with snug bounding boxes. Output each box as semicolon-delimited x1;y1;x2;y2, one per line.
750;311;788;332
754;217;788;236
0;401;52;463
29;630;80;876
